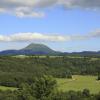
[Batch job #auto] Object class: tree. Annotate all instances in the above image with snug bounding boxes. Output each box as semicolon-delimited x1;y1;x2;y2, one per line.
31;75;57;100
17;75;57;100
67;74;72;79
97;74;100;80
82;89;90;97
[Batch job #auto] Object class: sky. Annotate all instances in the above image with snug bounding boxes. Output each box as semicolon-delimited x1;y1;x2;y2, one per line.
0;0;100;52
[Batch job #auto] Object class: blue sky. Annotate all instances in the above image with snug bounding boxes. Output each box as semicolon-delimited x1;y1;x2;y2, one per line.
0;0;100;52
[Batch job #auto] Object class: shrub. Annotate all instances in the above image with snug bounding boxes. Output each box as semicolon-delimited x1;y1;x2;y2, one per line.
97;74;100;80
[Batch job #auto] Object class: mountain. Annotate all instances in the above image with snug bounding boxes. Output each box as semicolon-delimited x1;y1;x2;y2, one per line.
22;43;56;54
0;43;100;56
0;43;59;55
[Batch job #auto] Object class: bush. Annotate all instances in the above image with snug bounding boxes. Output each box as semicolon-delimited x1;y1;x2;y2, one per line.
67;74;72;79
82;89;90;97
97;74;100;80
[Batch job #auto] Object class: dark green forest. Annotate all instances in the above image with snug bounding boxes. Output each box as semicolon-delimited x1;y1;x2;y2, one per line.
0;56;100;100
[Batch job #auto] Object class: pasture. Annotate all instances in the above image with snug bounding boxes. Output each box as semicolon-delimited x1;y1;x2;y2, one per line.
57;75;100;94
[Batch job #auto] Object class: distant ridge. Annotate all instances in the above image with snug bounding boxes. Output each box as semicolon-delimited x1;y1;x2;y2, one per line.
0;43;100;56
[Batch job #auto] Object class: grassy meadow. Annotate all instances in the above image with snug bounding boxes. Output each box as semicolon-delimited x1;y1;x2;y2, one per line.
0;75;100;93
0;86;17;91
57;75;100;94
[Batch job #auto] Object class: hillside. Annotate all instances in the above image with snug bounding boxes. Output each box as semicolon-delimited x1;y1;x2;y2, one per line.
22;43;57;54
0;43;59;55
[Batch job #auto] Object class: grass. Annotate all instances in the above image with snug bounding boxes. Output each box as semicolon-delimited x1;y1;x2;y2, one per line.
0;86;17;91
56;75;100;94
0;75;99;93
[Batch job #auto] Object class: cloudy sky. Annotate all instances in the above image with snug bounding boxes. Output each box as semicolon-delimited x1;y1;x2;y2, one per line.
0;0;100;52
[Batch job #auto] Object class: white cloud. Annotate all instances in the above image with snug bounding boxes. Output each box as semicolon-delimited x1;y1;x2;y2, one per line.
15;10;45;18
90;29;100;37
0;35;10;41
74;29;100;40
0;30;100;42
0;0;100;18
0;33;70;42
0;29;100;42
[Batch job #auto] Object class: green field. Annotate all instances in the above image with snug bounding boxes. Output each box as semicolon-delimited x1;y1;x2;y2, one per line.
0;75;100;93
0;86;17;91
57;75;100;94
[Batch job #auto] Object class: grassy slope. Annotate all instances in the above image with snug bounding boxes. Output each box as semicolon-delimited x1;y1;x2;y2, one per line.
57;75;100;94
0;86;17;91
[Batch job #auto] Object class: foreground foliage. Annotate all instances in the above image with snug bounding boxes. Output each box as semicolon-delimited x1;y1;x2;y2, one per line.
0;76;100;100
